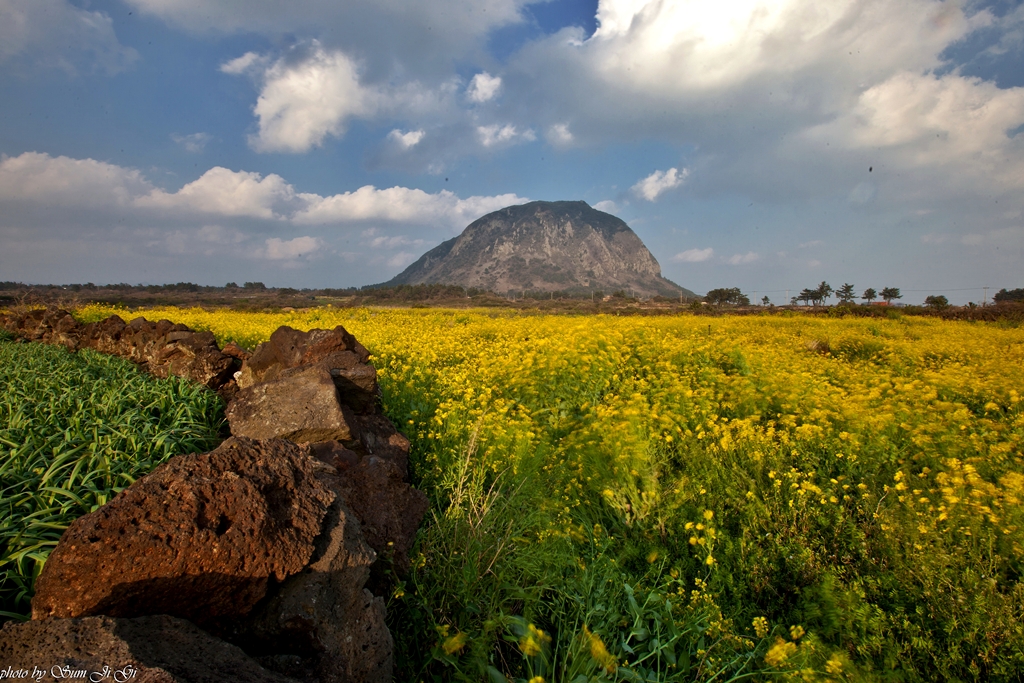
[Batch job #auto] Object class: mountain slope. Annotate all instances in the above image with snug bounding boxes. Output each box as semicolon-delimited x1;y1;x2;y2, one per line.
384;200;694;298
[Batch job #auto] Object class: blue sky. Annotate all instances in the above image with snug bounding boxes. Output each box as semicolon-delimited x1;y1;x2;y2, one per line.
1;0;1022;304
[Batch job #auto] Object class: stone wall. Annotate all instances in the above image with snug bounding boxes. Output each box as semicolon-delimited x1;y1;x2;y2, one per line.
0;308;428;682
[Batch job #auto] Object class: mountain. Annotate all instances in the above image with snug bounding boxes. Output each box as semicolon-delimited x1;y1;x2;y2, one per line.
382;200;694;298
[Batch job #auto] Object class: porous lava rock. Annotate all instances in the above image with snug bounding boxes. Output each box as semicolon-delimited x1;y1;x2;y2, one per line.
4;310;426;682
239;489;392;683
31;438;334;626
327;454;428;574
236;325;378;414
353;414;413;477
1;308;81;349
0;615;299;683
0;309;241;392
226;365;361;444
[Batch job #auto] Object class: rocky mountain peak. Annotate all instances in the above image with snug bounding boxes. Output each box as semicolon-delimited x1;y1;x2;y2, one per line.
384;200;693;298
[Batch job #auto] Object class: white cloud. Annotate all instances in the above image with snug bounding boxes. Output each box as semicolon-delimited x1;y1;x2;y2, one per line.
0;0;137;74
477;124;535;148
632;167;688;201
546;123;574;147
1;152;536;286
597;0;983;99
579;0;988;94
960;226;1024;247
171;132;212;153
259;236;325;260
136;167;300;219
847;182;876;205
224;43;464;154
159;225;249;256
467;72;502;102
124;0;532;84
1;153;526;233
219;51;265;75
726;251;760;265
593;199;618;213
388;129;425;148
0;152;152;207
387;252;418;269
806;71;1024;192
367;234;427;249
502;0;1023;209
295;184;528;229
242;43;373;153
672;248;714;263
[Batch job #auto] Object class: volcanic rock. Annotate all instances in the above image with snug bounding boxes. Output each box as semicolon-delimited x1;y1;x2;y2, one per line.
333;456;428;573
239;493;392;683
31;438;334;626
0;615;298;683
237;325;378;414
383;200;695;298
1;310;241;391
226;365;361;444
353;414;412;475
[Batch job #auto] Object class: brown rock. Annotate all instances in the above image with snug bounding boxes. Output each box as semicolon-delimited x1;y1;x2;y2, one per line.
240;492;392;683
31;438;334;625
331;456;428;574
0;615;298;683
226;365;360;445
222;341;251;362
236;326;377;414
306;438;425;572
353;414;412;477
151;329;237;388
75;314;237;389
309;441;361;470
80;314;128;355
47;309;82;350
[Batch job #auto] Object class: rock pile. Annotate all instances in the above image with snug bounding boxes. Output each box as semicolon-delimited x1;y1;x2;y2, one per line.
0;308;241;397
0;310;428;683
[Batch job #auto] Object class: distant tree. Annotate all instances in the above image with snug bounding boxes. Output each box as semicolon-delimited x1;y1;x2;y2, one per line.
994;288;1024;303
761;295;771;306
225;282;238;288
706;287;749;306
880;287;902;304
815;281;833;305
862;287;877;303
796;288;816;305
243;282;266;290
924;295;949;309
836;283;856;303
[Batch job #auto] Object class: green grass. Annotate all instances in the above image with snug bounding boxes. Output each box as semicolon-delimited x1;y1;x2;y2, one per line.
0;337;225;619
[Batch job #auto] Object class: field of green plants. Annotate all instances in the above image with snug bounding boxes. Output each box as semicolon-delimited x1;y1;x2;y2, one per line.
4;308;1024;682
0;330;225;618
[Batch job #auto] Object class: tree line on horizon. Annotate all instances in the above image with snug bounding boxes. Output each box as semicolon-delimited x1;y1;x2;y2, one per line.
3;281;1023;309
705;283;1024;308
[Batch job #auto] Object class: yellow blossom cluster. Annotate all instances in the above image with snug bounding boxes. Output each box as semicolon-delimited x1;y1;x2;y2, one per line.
70;305;1024;679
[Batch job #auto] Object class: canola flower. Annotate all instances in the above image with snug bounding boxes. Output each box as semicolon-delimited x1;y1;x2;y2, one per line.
765;637;798;668
69;305;1024;680
520;623;552;657
442;631;469;656
584;626;617;674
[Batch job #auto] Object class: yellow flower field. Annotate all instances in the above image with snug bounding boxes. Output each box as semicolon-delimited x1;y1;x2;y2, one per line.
76;305;1024;681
